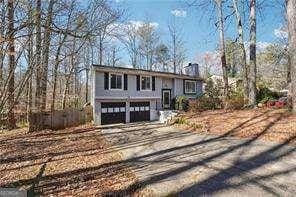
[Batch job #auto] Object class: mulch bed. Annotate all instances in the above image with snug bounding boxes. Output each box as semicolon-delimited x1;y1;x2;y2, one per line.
0;124;139;196
177;108;296;144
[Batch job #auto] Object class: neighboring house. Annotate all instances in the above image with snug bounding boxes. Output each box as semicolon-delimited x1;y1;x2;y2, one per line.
91;64;203;125
208;75;243;90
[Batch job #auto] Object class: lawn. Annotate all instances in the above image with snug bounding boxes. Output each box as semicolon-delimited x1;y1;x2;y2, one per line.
0;124;137;196
179;108;296;144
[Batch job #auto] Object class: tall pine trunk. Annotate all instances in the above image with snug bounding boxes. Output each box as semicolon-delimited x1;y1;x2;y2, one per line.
287;0;296;112
232;0;249;99
35;0;42;111
249;0;257;106
0;4;5;88
51;34;67;111
216;0;229;99
40;0;55;111
26;8;34;124
7;0;16;130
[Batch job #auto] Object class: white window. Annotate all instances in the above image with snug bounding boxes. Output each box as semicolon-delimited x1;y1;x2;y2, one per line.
185;80;196;94
141;76;151;90
110;73;123;90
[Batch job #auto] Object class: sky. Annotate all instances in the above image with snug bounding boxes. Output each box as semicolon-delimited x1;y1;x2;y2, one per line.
112;0;286;65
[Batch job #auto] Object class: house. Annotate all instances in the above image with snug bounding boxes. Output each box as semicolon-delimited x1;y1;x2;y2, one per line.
91;64;203;125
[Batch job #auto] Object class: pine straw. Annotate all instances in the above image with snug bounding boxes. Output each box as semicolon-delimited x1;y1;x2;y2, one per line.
0;124;140;196
178;108;296;144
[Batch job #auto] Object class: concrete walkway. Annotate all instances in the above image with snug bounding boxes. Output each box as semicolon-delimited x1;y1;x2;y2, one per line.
100;122;296;197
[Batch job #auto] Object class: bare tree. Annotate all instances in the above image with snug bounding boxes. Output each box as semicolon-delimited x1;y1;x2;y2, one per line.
35;0;42;110
7;0;16;129
40;0;56;111
249;0;257;106
0;3;5;87
137;21;159;70
215;0;229;99
287;0;296;112
121;22;140;68
232;0;248;99
168;20;186;74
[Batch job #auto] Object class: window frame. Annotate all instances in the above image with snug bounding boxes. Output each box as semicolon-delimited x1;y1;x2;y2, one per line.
184;80;197;94
109;73;124;90
140;75;152;91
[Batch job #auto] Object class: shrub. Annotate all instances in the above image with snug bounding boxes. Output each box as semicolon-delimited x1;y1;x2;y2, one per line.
256;84;280;104
224;96;245;109
189;96;222;112
174;96;189;111
224;88;246;110
174;116;188;124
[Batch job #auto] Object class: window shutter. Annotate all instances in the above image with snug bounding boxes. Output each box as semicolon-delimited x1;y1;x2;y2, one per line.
124;74;128;90
152;76;155;91
104;72;109;90
136;75;140;91
183;79;185;94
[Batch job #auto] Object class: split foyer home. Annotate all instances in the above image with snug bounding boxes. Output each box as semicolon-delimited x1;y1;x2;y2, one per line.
91;64;203;125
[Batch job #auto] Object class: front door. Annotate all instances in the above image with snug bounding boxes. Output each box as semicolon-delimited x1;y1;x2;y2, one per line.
162;89;171;109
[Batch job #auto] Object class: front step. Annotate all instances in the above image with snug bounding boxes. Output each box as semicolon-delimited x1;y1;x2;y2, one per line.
159;110;179;124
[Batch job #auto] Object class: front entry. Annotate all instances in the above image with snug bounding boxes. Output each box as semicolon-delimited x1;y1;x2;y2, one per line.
162;89;171;109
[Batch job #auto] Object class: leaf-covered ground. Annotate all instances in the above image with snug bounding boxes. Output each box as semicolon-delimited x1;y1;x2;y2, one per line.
180;109;296;144
0;124;138;196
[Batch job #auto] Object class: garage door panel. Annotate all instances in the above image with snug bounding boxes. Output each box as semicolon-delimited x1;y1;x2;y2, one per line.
130;102;150;122
101;102;126;125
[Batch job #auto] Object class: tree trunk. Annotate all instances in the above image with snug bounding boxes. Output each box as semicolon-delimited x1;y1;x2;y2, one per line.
0;4;5;88
51;35;67;111
216;0;229;99
7;0;16;130
249;0;257;106
62;75;70;109
35;0;42;111
26;10;34;124
287;0;296;112
232;0;249;99
99;35;103;65
85;68;89;103
173;34;177;74
40;0;55;111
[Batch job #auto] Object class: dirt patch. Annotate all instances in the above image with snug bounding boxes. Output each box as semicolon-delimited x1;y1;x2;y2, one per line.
176;109;296;144
0;124;138;196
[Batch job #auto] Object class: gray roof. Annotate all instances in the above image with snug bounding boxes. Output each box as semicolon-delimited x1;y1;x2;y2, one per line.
92;64;204;81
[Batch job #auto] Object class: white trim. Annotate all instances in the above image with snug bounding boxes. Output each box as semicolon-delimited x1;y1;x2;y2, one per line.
109;73;124;90
140;75;152;91
184;80;197;94
95;96;161;100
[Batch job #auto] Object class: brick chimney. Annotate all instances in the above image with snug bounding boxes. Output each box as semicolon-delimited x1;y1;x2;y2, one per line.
184;63;199;77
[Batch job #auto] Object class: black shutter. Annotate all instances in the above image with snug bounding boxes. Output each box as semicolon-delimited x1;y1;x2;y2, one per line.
136;75;140;91
183;79;186;94
104;72;109;90
124;74;128;90
152;76;155;91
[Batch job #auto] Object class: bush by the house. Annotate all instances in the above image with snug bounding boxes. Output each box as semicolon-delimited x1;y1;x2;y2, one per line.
188;78;223;112
174;96;189;111
224;88;246;110
195;96;222;111
256;83;281;104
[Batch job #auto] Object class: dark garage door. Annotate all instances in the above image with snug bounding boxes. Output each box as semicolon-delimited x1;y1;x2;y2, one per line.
101;102;126;125
130;102;150;122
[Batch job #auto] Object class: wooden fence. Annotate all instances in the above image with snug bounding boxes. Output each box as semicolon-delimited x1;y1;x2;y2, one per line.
28;106;93;132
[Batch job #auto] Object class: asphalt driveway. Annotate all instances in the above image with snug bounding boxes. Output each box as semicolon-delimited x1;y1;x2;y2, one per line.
100;122;296;196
